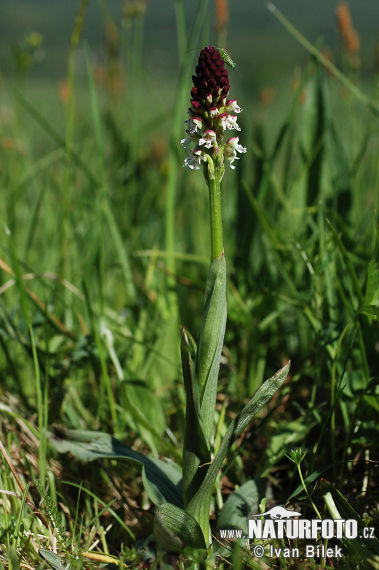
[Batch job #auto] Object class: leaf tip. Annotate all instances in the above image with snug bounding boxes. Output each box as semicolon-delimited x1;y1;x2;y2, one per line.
181;326;189;345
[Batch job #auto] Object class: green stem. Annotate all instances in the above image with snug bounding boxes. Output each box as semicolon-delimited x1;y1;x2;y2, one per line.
208;173;224;261
297;463;321;519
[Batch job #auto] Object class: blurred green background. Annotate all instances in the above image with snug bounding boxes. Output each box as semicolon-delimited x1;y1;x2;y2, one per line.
1;0;378;163
1;0;378;84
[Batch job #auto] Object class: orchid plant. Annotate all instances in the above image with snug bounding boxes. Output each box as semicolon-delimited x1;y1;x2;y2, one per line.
154;46;290;552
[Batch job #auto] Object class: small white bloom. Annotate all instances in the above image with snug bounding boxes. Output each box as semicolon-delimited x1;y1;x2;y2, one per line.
225;99;242;113
225;115;241;131
225;137;247;169
184;148;203;170
209;107;219;118
185;116;203;135
218;113;240;132
184;155;201;170
199;130;217;149
226;137;247;153
218;113;228;130
192;117;203;131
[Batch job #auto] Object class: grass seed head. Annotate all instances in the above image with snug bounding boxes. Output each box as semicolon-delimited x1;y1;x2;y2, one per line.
336;2;360;55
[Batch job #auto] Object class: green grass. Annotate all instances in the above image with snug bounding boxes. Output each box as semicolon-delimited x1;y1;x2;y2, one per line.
0;2;379;568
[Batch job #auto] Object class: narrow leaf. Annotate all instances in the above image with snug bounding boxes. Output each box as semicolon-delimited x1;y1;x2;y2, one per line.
327;218;364;305
364;260;379;308
321;479;379;558
196;253;227;441
302;64;325;206
186;361;290;543
181;328;211;508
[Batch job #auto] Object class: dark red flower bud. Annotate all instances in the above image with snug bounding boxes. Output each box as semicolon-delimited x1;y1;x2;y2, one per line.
191;46;230;107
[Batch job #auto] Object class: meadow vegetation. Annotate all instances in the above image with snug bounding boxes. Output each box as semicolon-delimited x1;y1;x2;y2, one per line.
0;1;378;568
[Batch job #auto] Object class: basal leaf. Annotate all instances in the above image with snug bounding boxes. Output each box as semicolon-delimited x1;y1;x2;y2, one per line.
48;429;183;507
154;502;206;551
39;550;72;570
216;479;266;534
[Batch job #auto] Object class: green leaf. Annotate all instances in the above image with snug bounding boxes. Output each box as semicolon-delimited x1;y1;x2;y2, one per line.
48;429;183;507
327;218;364;306
154;502;206;551
186;361;290;544
299;63;326;206
287;461;344;502
196;253;227;441
363;260;379;309
320;479;379;558
39;549;72;570
119;379;166;455
181;328;211;508
141;318;181;388
259;419;315;477
217;479;266;534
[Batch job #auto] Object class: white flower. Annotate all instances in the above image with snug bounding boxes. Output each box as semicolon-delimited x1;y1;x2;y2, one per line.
218;113;241;132
185;116;203;135
218;113;228;130
225;99;242;114
226;136;247;153
184;148;203;170
209;107;219;118
182;116;204;149
225;137;247;169
225;115;241;131
199;130;217;149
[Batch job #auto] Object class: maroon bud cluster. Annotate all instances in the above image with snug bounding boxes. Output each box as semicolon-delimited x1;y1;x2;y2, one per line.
191;46;230;107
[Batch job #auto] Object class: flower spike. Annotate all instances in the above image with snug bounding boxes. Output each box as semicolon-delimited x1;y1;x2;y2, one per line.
181;46;246;175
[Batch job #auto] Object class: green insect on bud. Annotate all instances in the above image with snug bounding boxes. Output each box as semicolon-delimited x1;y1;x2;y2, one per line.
217;47;236;68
